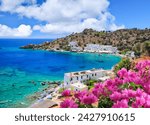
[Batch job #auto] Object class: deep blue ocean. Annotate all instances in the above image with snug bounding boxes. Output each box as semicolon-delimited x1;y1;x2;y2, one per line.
0;39;121;108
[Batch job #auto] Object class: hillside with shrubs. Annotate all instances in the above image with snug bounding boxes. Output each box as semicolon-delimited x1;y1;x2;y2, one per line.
21;28;150;56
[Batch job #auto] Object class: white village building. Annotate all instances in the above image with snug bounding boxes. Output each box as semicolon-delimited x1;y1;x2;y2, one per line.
68;42;118;53
68;41;83;52
68;41;78;48
84;44;118;54
70;82;88;91
125;51;135;58
63;69;110;88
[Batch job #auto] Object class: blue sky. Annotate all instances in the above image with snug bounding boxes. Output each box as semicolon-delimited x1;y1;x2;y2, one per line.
0;0;149;38
109;0;150;29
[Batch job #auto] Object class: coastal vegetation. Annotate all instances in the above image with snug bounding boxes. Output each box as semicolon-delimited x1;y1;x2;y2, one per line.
133;41;150;56
113;58;131;74
85;79;98;90
60;60;150;108
120;49;130;55
21;28;150;56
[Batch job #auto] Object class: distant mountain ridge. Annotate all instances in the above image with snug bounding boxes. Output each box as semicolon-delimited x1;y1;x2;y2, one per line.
21;28;150;56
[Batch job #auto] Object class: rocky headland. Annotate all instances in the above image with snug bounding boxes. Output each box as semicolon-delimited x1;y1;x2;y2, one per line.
20;28;150;56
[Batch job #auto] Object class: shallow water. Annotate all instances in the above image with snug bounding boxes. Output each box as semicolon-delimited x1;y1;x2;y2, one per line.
0;39;121;107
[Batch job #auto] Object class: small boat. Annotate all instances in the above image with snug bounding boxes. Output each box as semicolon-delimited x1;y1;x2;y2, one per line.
96;60;104;63
79;66;86;68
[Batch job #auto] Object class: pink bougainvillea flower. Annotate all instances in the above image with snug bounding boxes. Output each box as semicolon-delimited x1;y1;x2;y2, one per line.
132;97;145;108
81;93;98;105
92;88;101;98
135;96;146;107
121;89;130;99
61;89;71;97
128;89;136;98
112;99;129;108
145;100;150;108
117;68;128;78
74;90;87;101
92;83;109;97
136;89;143;97
60;99;78;108
110;91;122;102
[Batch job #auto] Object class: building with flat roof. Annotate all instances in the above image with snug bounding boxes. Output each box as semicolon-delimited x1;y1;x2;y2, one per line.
125;51;135;58
84;44;118;54
70;82;88;91
64;69;108;87
68;41;83;52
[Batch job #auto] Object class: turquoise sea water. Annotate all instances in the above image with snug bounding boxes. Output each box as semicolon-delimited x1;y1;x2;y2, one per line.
0;39;121;108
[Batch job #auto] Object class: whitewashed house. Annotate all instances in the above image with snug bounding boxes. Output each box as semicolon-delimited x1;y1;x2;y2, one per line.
84;44;100;52
68;41;78;48
125;51;135;58
100;45;118;54
70;82;88;91
63;69;108;87
71;47;83;52
84;44;118;54
68;41;83;52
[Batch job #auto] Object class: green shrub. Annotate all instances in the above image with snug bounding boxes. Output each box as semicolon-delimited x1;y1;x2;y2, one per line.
114;58;131;74
85;79;97;90
133;41;150;56
120;49;130;55
142;41;150;56
119;82;143;90
58;87;65;93
63;46;71;51
98;96;113;108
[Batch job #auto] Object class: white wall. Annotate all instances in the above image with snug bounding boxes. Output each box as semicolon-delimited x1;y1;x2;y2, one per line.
64;70;106;87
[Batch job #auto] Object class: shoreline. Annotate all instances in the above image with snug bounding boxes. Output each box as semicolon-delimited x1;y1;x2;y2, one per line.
28;48;124;58
29;84;62;108
28;81;62;108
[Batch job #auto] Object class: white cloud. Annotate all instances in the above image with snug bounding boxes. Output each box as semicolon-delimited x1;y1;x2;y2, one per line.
16;0;110;23
0;24;32;37
0;0;125;36
33;18;108;34
0;0;36;11
33;14;125;34
109;23;125;31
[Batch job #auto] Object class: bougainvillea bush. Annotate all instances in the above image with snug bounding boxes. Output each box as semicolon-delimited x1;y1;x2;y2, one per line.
60;60;150;108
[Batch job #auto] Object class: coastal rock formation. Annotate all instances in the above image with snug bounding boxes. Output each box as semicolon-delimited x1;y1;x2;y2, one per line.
20;28;150;56
20;44;37;49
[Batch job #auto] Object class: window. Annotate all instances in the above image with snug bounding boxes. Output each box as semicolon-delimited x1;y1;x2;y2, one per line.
70;78;73;81
77;76;78;80
95;73;97;76
81;76;83;79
